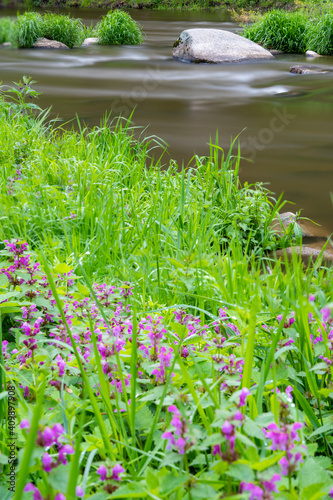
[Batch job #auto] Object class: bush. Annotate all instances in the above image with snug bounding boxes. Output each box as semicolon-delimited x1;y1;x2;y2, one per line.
307;12;333;55
42;12;86;49
0;17;16;45
96;10;144;45
243;10;309;53
16;11;43;49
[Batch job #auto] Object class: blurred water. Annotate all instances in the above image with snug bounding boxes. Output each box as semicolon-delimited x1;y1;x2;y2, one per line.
1;7;333;231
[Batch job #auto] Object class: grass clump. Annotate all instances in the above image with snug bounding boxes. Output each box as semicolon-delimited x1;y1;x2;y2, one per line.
96;9;144;45
16;11;43;49
42;12;86;49
307;12;333;55
0;17;16;45
243;10;308;53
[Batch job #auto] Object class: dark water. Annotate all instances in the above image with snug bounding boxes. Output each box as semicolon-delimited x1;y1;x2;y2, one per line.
1;7;333;232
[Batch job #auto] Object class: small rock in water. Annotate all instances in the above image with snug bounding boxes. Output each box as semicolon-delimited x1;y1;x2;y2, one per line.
33;38;69;50
81;37;99;47
270;49;285;56
305;50;322;58
290;64;330;75
173;28;274;64
0;42;12;48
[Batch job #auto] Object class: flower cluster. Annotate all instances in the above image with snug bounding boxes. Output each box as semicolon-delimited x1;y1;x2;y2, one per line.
162;405;193;454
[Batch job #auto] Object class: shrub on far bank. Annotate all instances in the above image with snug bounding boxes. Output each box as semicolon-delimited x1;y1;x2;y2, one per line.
42;13;86;49
0;17;16;45
243;10;308;53
96;10;144;45
307;12;333;55
16;11;43;48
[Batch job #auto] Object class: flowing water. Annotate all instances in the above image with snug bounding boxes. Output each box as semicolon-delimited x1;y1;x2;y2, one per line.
1;7;333;232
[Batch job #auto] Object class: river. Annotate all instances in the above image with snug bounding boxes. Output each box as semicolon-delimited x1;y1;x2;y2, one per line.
1;7;333;232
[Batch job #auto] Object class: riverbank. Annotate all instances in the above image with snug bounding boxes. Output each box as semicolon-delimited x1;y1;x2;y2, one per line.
1;79;333;499
0;0;310;13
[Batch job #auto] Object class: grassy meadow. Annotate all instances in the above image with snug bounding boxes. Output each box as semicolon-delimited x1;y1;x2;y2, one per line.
0;79;333;500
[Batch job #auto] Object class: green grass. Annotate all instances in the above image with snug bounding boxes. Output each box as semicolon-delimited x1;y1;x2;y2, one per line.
243;8;333;54
243;9;308;53
16;11;43;49
0;17;16;45
42;12;86;49
96;10;144;45
307;12;333;55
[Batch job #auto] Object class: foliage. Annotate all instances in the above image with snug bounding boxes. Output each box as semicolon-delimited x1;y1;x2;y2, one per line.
0;17;16;45
307;12;333;55
42;13;86;49
243;10;309;53
96;10;144;45
16;11;43;49
0;81;333;499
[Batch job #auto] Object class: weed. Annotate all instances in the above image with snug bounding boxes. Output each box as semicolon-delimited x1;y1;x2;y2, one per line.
96;10;144;45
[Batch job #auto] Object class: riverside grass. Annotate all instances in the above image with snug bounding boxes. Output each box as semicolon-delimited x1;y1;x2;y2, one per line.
0;10;143;48
0;82;333;499
243;9;333;55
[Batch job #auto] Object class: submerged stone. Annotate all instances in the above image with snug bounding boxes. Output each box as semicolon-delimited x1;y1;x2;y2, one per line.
81;37;99;47
290;64;330;75
33;38;69;50
172;28;274;64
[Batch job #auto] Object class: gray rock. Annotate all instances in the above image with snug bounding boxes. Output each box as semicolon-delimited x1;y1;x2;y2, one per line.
306;50;322;58
270;212;329;239
0;42;12;48
33;38;69;50
270;49;285;56
290;64;330;75
81;37;99;47
173;29;274;64
273;245;333;267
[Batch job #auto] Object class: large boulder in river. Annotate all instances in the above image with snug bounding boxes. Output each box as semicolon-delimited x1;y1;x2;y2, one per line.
33;38;69;50
173;29;274;64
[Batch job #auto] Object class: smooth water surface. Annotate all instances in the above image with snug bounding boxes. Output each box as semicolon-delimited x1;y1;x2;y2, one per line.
1;7;333;231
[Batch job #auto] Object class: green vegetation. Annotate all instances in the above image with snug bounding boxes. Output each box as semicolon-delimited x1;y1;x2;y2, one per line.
16;11;43;49
1;79;333;500
96;10;143;45
307;12;333;55
42;12;86;48
0;17;16;45
0;10;143;48
243;10;308;53
243;8;333;54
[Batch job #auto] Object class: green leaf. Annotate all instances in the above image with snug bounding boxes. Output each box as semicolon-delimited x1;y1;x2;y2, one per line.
135;404;154;431
309;423;333;439
54;263;72;274
298;458;331;493
160;472;189;496
110;483;147;498
251;452;285;471
48;465;70;493
77;282;90;297
226;463;255;482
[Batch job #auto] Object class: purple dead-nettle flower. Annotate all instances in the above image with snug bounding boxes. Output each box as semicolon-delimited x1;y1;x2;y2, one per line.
329;487;333;498
112;464;125;481
151;346;173;383
321;307;331;324
24;483;44;500
279;451;303;476
20;419;30;430
42;452;53;472
240;474;281;500
238;387;251;407
162;405;192;455
120;284;133;298
309;294;315;302
2;340;9;359
55;354;66;377
20;384;30;398
54;494;65;500
76;486;84;497
57;444;75;465
97;464;108;481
